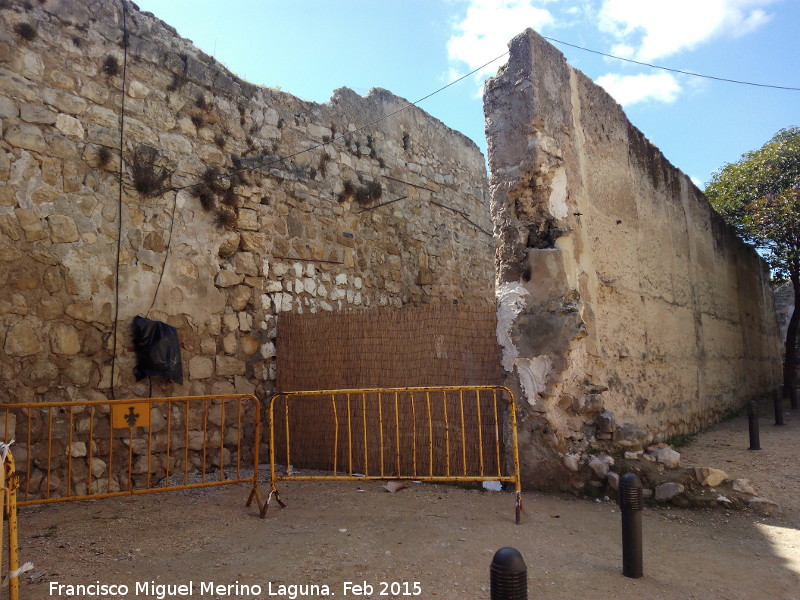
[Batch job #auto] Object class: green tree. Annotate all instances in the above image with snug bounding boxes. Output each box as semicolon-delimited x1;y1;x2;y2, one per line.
706;126;800;408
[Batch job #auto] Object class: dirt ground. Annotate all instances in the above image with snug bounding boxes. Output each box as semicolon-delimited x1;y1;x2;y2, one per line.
12;400;800;600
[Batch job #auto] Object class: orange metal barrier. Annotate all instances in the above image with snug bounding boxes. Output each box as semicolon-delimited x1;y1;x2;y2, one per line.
268;386;522;523
2;448;20;600
0;395;266;516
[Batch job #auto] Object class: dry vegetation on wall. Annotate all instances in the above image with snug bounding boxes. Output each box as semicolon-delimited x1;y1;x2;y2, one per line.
0;0;494;431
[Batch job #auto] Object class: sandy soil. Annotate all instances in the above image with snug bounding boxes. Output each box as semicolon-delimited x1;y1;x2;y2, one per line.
11;402;800;600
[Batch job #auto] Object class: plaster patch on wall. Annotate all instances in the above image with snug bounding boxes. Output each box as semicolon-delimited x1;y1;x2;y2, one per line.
548;167;568;219
515;355;552;407
497;282;529;371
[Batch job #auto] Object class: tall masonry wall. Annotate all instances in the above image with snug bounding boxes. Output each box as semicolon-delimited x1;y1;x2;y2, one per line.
485;30;781;490
0;0;493;407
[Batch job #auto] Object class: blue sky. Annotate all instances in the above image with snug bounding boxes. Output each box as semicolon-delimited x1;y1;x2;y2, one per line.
133;0;799;187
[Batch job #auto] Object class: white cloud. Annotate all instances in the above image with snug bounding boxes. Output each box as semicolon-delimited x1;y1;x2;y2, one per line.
609;43;635;58
447;0;555;77
599;0;777;61
594;72;682;106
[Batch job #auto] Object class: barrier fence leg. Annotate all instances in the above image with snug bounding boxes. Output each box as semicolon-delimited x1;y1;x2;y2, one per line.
246;486;268;518
5;457;19;600
262;486;286;518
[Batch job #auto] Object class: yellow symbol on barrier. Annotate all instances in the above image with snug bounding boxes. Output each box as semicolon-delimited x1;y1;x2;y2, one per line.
111;403;151;428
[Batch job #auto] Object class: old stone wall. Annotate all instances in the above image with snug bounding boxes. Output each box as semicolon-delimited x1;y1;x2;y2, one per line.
485;30;781;490
0;0;493;411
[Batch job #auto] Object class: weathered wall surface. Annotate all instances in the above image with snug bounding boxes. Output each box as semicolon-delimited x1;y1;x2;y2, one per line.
0;0;493;410
485;30;781;490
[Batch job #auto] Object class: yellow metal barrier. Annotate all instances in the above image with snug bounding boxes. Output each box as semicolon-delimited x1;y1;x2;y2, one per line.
2;450;20;600
0;395;266;517
268;386;522;523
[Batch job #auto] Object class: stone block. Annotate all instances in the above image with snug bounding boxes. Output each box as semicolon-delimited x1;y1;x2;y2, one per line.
217;232;240;257
237;312;252;332
595;411;615;433
222;314;239;331
222;332;238;355
4;321;42;356
693;467;727;487
55;113;85;138
42;88;87;115
200;338;217;354
239;231;268;252
189;356;214;380
68;441;87;458
655;482;684;502
0;95;18;119
64;356;93;385
732;478;756;495
588;454;614;478
260;341;276;359
573;392;603;414
216;356;245;377
143;232;166;253
50;70;76;91
215;269;243;288
21;103;57;124
90;477;120;495
127;80;151;99
241;334;260;356
47;214;80;243
30;359;59;382
90;458;107;478
228;285;251;310
563;454;584;477
747;497;780;516
150;408;167;434
237;208;259;231
14;208;46;241
50;323;81;355
232;252;258;276
4;123;46;152
652;447;681;469
159;132;192;155
65;303;94;322
416;267;434;286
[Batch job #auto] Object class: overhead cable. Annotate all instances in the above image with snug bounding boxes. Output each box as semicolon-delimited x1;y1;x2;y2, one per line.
542;35;800;91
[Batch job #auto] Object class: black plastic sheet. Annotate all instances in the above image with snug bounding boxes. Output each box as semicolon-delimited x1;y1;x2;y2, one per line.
132;316;183;384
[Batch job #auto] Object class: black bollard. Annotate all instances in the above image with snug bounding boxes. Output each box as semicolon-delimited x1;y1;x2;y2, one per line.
618;472;643;579
490;547;527;600
748;400;761;451
774;390;785;426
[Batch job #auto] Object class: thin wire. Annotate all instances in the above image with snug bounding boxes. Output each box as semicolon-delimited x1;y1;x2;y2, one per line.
146;190;178;316
542;35;800;91
110;0;129;400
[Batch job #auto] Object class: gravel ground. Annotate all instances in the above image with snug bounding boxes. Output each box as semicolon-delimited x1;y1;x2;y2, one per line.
10;402;800;600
